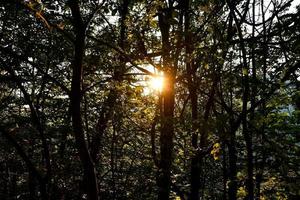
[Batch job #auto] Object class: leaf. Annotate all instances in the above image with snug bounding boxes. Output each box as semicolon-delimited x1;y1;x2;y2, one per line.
237;186;247;198
210;142;221;160
204;63;209;70
242;68;248;76
150;19;158;28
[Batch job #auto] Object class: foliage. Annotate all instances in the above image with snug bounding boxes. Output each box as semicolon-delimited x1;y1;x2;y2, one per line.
0;0;299;199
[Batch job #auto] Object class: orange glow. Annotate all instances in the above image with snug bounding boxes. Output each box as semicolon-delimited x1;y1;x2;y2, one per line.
149;75;164;92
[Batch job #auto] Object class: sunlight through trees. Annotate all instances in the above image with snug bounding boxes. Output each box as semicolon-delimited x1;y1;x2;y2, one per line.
0;0;299;200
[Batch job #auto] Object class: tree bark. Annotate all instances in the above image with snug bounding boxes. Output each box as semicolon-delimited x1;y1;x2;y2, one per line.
228;125;237;200
68;1;99;199
227;2;253;199
157;5;175;199
182;0;201;199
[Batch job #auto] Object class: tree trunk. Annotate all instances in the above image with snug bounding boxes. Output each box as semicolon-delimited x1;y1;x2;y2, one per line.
228;3;253;199
183;0;201;199
158;70;175;200
247;1;257;199
157;5;175;199
70;27;99;200
228;127;237;200
68;1;99;199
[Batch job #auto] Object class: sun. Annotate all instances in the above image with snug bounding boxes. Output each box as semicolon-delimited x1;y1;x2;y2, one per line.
149;75;164;92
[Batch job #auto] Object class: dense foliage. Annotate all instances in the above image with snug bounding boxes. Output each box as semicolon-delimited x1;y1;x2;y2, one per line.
0;0;299;199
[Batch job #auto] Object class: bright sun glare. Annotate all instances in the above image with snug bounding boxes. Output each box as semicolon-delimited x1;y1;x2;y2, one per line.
149;76;164;92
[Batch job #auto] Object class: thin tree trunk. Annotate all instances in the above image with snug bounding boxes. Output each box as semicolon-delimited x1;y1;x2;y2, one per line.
222;141;228;200
255;1;268;198
255;154;265;200
68;1;99;199
89;0;129;163
28;171;37;200
157;4;175;199
4;163;9;200
227;3;253;199
182;0;201;199
158;71;175;200
227;59;237;200
248;1;256;199
228;124;237;200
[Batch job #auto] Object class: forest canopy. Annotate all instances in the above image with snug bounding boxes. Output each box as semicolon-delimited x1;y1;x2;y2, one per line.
0;0;299;200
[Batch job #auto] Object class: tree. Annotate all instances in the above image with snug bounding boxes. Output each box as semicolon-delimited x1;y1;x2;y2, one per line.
0;0;299;199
